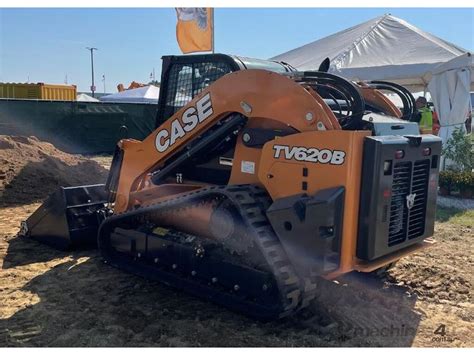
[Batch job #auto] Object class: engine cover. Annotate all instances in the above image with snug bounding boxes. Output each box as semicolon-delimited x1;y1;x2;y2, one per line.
357;134;441;261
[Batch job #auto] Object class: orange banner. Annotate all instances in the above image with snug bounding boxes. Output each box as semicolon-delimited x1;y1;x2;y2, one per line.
176;8;213;54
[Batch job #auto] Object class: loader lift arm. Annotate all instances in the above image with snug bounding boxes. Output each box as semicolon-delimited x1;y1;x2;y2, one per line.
109;69;344;213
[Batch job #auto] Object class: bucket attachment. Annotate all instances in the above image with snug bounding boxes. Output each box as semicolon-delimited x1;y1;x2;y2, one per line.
22;184;107;250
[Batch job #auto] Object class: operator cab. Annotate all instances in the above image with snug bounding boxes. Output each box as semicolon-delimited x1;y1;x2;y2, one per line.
156;53;294;126
155;54;295;185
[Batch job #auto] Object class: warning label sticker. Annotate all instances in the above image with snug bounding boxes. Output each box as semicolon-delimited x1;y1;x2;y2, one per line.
241;160;255;174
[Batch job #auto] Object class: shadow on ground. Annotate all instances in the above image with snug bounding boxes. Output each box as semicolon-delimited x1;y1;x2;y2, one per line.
1;234;421;347
2;236;61;269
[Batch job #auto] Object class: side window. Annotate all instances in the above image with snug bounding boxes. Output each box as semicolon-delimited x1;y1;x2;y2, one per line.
163;61;233;117
174;65;193;107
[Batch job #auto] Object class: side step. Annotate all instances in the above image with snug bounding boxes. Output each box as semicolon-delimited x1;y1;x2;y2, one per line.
21;184;107;250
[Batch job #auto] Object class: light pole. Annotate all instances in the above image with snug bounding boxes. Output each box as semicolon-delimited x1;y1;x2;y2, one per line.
86;47;98;97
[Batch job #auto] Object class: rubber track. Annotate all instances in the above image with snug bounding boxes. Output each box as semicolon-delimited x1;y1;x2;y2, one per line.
226;185;318;311
99;184;318;318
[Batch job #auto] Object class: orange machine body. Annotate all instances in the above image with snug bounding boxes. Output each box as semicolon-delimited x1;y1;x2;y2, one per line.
258;131;368;276
110;69;426;279
359;85;402;118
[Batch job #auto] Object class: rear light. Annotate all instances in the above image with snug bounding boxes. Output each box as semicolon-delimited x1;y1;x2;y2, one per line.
422;147;431;156
395;150;405;159
383;160;392;175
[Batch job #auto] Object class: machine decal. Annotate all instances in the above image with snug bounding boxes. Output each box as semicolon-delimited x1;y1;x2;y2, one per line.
273;144;346;165
155;93;213;153
241;160;255;174
406;193;416;210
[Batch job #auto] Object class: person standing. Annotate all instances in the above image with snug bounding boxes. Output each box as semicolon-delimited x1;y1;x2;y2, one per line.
415;96;433;133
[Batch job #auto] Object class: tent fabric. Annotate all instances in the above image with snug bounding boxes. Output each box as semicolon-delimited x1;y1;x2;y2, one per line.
272;14;473;92
100;85;160;104
428;54;471;149
77;93;99;102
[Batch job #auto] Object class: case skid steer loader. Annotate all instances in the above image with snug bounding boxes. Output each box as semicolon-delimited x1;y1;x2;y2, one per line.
21;54;441;319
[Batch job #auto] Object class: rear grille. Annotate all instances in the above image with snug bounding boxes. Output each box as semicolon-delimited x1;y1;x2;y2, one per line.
388;162;411;246
408;160;430;239
388;159;429;247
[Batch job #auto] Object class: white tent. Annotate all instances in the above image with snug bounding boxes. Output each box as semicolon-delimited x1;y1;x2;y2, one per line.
77;93;99;102
272;14;473;147
428;54;471;149
100;85;160;104
272;14;473;91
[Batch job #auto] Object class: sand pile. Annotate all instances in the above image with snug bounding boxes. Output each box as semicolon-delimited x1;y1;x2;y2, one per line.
0;135;109;206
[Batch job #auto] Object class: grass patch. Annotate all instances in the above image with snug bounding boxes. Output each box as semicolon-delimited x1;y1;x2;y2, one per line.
436;207;473;227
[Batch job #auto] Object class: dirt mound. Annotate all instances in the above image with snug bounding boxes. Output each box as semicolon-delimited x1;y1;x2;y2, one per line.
0;135;109;206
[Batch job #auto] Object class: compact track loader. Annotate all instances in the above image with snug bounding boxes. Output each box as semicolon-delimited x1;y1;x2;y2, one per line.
21;54;441;319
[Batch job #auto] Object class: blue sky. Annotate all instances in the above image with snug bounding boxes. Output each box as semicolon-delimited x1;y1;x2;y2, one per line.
0;8;473;92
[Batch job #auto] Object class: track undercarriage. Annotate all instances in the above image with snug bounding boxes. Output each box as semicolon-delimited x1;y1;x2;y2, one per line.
97;185;318;319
